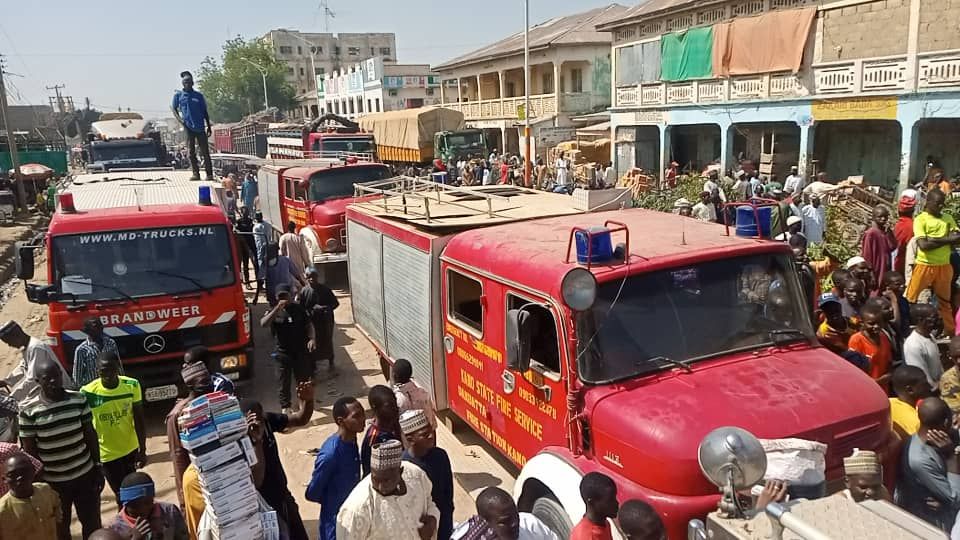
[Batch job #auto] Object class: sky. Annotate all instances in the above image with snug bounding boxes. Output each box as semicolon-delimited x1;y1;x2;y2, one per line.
2;0;622;119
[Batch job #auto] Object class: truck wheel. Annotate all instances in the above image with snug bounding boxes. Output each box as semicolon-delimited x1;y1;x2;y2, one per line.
531;496;572;539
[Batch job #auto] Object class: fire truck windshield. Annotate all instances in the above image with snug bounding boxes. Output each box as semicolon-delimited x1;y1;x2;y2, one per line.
51;225;235;301
308;166;394;201
577;253;815;384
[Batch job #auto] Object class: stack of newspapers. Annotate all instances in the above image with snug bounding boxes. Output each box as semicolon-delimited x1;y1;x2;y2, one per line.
179;392;280;540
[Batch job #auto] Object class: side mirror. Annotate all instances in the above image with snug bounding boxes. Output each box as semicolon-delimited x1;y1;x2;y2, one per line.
25;283;57;305
506;308;538;372
15;242;35;280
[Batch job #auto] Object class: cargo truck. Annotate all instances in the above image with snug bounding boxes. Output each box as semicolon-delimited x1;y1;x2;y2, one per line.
266;114;376;161
358;107;488;165
85;113;167;172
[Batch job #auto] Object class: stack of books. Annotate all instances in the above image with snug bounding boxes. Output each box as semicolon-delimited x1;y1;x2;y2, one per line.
178;392;280;540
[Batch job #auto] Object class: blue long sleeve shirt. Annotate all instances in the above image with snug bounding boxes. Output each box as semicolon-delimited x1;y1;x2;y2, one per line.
305;434;360;540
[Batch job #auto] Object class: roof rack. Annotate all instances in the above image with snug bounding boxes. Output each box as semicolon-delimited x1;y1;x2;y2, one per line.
352;177;583;228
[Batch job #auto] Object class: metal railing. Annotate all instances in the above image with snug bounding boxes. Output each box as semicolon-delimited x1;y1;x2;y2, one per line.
353;176;517;223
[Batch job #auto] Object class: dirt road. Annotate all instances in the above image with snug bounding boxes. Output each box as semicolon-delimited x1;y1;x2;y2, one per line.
0;264;516;539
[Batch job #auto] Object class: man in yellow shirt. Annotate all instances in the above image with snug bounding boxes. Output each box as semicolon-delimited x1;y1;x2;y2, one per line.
0;453;61;540
907;188;960;334
890;365;933;439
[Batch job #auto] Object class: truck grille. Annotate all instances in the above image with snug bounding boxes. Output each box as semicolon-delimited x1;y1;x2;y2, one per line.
340;226;347;247
62;321;239;362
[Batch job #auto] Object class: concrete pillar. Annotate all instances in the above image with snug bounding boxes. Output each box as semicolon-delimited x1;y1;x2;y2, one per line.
719;123;734;175
456;78;462;103
553;62;561;96
899;120;919;193
659;125;671;187
477;75;483;102
500;126;507;154
440;79;445;105
498;70;505;99
798;123;815;180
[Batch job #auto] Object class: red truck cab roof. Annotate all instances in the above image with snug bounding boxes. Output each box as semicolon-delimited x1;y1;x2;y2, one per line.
49;204;230;235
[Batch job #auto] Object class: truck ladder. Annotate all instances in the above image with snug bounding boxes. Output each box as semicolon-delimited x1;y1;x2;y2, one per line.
353;177;521;223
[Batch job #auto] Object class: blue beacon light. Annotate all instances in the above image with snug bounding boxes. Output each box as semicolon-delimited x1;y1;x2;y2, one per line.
198;185;212;206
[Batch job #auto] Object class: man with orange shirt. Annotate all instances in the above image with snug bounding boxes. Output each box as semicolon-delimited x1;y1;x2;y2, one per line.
848;303;893;390
571;472;619;540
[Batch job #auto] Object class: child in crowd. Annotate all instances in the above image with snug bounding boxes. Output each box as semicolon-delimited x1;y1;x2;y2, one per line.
903;303;943;388
817;294;855;354
865;296;902;366
571;472;619;540
881;271;912;340
0;453;60;540
939;337;960;416
618;499;666;540
392;358;437;429
108;472;188;540
889;366;933;439
848;303;894;390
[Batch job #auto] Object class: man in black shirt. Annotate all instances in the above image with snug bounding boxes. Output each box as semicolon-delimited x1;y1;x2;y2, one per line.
260;284;316;412
296;266;339;374
239;381;314;540
235;207;259;289
400;408;454;540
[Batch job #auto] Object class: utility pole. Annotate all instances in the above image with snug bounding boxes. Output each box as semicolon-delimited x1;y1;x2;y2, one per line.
0;56;26;212
240;57;269;111
320;0;336;32
46;84;66;113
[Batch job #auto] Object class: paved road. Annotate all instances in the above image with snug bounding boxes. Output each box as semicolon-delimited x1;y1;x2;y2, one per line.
0;262;516;539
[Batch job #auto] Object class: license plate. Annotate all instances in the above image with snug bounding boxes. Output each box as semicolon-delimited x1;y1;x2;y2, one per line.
225;372;240;381
144;384;179;402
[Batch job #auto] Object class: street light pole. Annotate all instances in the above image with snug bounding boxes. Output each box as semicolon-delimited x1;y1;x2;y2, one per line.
240;57;269;110
523;0;531;187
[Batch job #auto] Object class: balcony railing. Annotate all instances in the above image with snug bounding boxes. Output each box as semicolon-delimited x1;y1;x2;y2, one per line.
444;92;597;121
614;50;960;108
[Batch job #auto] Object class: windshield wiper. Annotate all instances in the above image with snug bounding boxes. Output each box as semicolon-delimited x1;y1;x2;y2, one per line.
646;355;693;373
61;278;138;304
768;328;809;345
145;269;211;294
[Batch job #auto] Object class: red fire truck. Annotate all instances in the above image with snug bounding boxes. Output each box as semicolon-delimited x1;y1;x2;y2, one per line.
265;114;377;161
16;171;253;401
345;181;894;539
257;159;393;264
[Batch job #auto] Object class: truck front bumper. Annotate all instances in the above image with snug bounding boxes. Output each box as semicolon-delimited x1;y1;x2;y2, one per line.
125;344;252;402
312;252;348;264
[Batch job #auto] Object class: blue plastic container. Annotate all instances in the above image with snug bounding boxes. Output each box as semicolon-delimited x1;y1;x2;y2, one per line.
735;205;773;238
431;172;449;184
575;227;613;263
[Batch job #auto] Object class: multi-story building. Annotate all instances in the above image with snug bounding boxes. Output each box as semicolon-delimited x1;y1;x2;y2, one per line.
262;29;397;119
320;57;442;120
601;0;960;189
433;4;626;157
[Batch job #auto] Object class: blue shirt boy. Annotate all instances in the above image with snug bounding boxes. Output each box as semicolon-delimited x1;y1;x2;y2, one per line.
305;433;360;540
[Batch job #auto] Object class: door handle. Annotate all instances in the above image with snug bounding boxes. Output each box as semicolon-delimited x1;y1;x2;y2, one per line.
501;371;516;394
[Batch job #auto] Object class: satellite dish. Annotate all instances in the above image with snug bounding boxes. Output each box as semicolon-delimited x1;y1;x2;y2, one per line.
697;427;767;518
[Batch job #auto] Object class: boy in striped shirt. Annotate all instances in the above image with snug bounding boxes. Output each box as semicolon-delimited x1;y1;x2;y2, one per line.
19;357;104;540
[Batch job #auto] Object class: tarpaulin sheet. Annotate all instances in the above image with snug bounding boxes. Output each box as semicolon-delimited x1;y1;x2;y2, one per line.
358;107;465;151
660;27;713;81
712;7;816;77
616;40;661;86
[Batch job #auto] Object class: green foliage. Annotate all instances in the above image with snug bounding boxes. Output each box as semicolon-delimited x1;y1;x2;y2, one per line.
197;37;297;123
632;174;705;212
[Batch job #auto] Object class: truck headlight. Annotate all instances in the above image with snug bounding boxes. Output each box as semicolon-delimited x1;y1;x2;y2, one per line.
561;268;597;312
325;237;340;251
220;354;246;370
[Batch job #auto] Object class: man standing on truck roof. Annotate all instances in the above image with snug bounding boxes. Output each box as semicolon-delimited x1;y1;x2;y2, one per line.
73;317;121;388
171;70;214;181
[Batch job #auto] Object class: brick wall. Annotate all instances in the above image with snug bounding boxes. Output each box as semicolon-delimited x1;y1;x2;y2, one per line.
819;0;909;62
918;0;960;52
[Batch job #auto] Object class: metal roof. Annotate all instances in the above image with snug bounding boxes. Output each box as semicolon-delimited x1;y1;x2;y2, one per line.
433;4;628;71
596;0;699;31
66;171;223;211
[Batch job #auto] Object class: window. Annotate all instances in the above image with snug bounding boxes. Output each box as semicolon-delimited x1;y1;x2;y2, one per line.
334;46;341;56
279;45;293;54
507;293;560;373
358;99;364;113
542;73;554;93
315;67;325;75
299;67;305;76
375;98;381;112
379;47;391;56
448;270;483;335
506;82;516;97
367;99;372;111
425;88;434;96
348;47;360;56
298;46;303;55
571;68;583;93
285;178;296;199
311;46;322;54
370;47;376;56
294;181;307;201
286;67;295;75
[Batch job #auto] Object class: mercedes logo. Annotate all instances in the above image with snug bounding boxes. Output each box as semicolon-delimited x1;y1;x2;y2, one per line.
143;334;166;354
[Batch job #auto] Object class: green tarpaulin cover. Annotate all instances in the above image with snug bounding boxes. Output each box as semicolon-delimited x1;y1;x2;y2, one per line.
660;27;713;81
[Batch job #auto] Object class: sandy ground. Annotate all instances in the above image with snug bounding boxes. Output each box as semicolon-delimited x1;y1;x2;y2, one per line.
0;260;517;539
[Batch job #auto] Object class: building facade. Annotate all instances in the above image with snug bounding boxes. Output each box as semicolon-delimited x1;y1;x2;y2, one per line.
601;0;960;189
433;4;626;157
262;29;397;119
320;57;442;120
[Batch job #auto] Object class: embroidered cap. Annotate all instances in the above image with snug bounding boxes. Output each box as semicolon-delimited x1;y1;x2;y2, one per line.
399;409;430;436
843;448;881;476
370;439;403;471
181;361;210;386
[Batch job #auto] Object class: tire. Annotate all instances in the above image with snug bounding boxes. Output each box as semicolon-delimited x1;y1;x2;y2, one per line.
531;496;573;539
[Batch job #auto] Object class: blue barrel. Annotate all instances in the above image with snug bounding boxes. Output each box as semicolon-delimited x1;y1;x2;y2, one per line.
735;205;773;238
431;172;449;184
575;227;613;263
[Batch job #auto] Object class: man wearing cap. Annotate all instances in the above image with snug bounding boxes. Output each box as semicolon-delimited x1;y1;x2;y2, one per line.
894;189;919;275
784;165;805;197
801;194;825;244
401;409;454;540
816;293;856;355
337;439;440;540
691;191;716;222
775;215;805;245
165;356;214;510
673;198;693;217
261;284;316;413
0;321;74;401
908;188;960;334
171;70;214;181
840;449;890;503
861;204;897;293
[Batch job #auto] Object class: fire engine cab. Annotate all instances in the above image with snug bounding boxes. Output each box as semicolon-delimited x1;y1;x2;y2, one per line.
16;171;253;401
345;180;894;539
258;158;393;264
